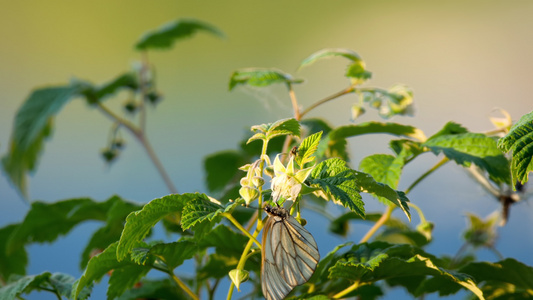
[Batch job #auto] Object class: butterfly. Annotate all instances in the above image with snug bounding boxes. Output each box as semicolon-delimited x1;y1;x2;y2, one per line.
261;204;320;300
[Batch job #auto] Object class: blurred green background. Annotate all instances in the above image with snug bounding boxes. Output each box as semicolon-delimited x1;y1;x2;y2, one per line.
1;1;533;299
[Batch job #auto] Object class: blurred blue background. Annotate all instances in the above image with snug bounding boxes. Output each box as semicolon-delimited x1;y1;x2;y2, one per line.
1;1;533;299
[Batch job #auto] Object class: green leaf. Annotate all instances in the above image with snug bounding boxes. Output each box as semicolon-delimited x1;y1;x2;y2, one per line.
204;150;246;193
353;170;410;221
329;122;426;142
295;132;322;167
299;48;371;82
116;194;196;261
2;85;77;197
359;154;403;189
198;254;240;280
197;225;248;257
149;241;197;270
308;158;366;217
328;242;483;299
116;279;187;300
0;272;89;300
80;196;142;268
427;121;469;141
460;258;533;291
107;265;150;300
497;110;533;185
247;118;300;144
73;242;150;300
424;133;511;184
181;197;242;230
229;68;303;91
0;224;27;281
6;197;116;254
135;18;224;50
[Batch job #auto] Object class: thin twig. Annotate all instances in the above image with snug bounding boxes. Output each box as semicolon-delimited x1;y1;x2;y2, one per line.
299;86;355;119
169;271;199;300
405;157;449;194
224;213;261;248
359;205;393;243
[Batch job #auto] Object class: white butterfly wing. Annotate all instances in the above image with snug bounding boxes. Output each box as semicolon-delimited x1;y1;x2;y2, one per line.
261;212;320;300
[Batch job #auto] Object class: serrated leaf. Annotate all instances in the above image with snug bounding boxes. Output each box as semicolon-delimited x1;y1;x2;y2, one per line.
7;197;115;254
229;68;303;91
204;150;247;193
299;48;371;82
2;85;77;197
0;224;27;281
308;158;365;217
117;194;196;261
359;154;403;189
296;132;322;167
247;118;300;144
73;242;150;300
424;133;511;184
181;197;242;230
497;110;533;185
135;18;224;50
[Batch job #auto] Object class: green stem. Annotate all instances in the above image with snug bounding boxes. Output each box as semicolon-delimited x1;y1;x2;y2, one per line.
288;83;300;121
224;213;261;248
408;202;427;224
300;85;355;119
359;205;393;243
169;270;199;300
405;157;449;194
333;280;361;299
226;228;261;300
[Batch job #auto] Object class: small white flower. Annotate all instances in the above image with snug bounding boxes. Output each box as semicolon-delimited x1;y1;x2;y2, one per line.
270;155;313;203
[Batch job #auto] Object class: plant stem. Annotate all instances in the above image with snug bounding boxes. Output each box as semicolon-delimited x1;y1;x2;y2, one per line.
299;85;355;119
333;280;361;299
405;157;449;194
359;205;393;243
288;83;300;121
169;270;199;300
226;228;262;300
96;102;178;194
408;202;427;224
224;213;261;248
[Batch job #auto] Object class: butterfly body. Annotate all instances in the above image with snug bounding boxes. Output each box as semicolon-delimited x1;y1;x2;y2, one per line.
261;205;320;300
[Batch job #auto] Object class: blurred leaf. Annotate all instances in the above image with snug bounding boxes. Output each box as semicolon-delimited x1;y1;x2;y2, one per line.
460;258;533;291
389;139;424;162
462;212;499;248
2;85;77;198
0;224;27;281
295;131;322;167
204;150;246;193
424;133;511;184
497;110;533;185
248;118;300;144
116;279;186;300
181;197;243;230
117;194;195;261
135;18;224;50
299;48;371;83
75;73;139;105
0;272;90;300
328;122;426;142
229;68;303;91
108;266;150;300
427;121;469;141
328;242;483;299
329;212;408;237
198;254;239;280
308;158;365;217
7;197;114;254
